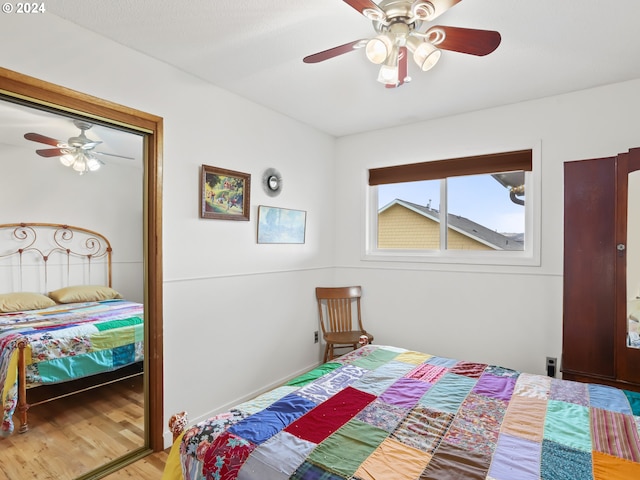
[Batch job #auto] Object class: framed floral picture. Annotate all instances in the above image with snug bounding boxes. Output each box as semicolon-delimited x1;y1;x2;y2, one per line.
200;165;251;220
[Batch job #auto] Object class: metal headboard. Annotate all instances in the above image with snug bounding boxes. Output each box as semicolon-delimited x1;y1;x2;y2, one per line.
0;223;112;293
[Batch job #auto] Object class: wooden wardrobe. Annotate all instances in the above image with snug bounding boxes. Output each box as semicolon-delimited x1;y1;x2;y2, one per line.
562;147;640;392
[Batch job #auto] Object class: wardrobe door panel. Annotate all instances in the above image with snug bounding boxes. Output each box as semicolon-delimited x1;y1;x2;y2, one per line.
563;157;616;379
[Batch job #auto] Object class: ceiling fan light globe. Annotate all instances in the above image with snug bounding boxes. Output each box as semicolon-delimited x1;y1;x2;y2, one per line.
413;42;441;71
377;64;399;85
86;156;101;171
60;153;75;167
365;35;393;64
72;159;86;173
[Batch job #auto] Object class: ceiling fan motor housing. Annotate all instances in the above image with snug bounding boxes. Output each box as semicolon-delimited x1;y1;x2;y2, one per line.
68;120;99;149
370;0;433;33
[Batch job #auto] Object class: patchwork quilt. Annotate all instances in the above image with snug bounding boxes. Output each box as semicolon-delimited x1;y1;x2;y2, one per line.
0;299;143;436
176;345;640;480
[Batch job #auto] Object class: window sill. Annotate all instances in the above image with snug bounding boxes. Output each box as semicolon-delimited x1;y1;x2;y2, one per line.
362;249;541;267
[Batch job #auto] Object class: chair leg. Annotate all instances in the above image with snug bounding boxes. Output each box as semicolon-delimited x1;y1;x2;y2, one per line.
323;344;329;363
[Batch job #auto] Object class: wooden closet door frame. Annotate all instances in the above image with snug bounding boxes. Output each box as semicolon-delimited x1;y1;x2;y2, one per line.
615;147;640;386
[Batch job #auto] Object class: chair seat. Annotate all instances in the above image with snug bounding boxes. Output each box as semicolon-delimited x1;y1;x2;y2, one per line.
324;331;374;345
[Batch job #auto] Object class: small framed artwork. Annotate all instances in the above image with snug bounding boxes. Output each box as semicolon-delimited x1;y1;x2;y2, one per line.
257;205;307;244
200;165;251;221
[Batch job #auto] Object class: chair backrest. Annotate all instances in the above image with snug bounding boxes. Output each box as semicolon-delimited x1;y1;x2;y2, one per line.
316;286;364;335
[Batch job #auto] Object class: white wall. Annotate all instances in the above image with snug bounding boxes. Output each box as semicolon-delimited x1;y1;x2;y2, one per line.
333;78;640;375
0;14;335;446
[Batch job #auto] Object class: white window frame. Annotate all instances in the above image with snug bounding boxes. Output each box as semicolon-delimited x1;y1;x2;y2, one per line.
363;146;541;267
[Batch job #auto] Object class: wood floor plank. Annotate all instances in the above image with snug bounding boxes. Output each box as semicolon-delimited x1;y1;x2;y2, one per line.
103;450;169;479
0;374;152;480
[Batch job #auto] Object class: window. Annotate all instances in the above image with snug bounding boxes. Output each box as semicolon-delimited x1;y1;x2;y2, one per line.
366;149;539;265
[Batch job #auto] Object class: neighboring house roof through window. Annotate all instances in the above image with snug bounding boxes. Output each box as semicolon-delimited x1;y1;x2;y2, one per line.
379;199;523;251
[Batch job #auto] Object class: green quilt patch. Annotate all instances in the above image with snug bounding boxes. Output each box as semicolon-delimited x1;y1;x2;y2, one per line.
308;419;388;477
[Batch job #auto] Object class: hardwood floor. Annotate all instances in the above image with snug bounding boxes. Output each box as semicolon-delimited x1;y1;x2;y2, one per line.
0;370;169;480
103;449;169;479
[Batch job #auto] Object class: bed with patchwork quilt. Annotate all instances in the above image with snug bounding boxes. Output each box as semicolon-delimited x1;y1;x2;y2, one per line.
0;298;143;437
0;222;144;437
164;344;640;480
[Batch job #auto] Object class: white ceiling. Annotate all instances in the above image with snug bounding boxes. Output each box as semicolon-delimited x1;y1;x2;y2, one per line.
17;1;640;137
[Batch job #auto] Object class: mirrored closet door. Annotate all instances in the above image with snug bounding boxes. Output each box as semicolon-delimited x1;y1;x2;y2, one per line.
626;169;640;349
0;67;163;480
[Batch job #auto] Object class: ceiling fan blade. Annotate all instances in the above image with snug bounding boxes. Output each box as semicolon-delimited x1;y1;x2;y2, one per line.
35;148;68;158
93;151;135;160
427;25;501;56
303;39;367;63
24;132;63;147
342;0;386;19
426;0;464;20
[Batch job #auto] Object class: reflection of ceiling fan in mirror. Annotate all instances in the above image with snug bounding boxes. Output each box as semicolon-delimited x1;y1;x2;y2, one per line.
24;119;134;175
304;0;501;88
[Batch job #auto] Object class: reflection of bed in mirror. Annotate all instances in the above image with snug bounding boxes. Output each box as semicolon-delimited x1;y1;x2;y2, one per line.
0;223;144;437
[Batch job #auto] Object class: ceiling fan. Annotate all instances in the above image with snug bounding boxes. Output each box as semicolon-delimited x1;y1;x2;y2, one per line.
303;0;501;88
24;119;134;174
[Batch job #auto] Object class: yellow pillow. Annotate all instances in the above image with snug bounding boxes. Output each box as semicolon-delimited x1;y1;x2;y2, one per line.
0;292;57;313
48;285;123;304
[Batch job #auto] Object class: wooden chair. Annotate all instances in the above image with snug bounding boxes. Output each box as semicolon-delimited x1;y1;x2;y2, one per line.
316;286;374;362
